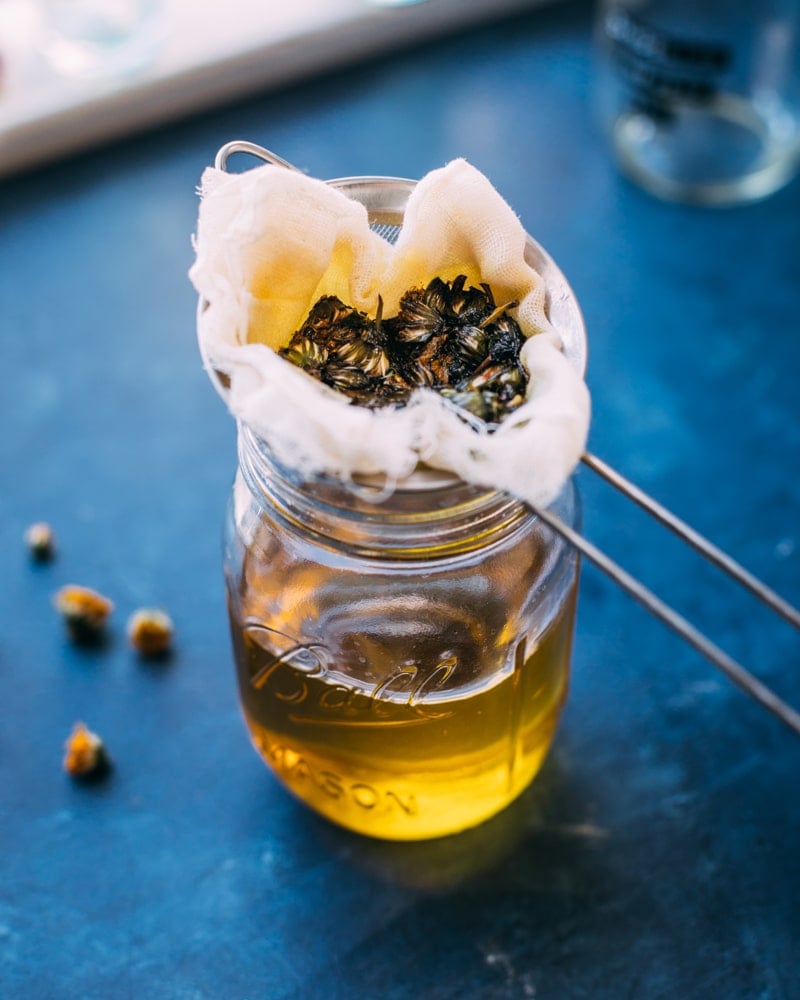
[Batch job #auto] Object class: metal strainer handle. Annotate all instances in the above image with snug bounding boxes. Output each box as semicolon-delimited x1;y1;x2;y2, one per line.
215;140;299;173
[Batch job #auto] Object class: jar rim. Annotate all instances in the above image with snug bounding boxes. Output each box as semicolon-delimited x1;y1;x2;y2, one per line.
237;421;581;561
239;421;498;509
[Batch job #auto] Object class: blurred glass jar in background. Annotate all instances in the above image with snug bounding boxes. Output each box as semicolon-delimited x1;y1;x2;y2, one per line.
594;0;800;205
39;0;163;79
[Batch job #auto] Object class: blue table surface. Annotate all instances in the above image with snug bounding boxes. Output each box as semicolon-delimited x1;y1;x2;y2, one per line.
2;2;799;997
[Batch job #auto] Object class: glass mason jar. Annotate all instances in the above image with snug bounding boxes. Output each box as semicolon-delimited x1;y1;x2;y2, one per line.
224;427;581;841
204;158;587;841
594;0;800;205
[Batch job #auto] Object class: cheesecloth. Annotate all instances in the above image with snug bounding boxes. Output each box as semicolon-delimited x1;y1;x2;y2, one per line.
189;157;590;507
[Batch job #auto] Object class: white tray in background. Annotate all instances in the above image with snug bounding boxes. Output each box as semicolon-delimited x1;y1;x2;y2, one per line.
0;0;554;179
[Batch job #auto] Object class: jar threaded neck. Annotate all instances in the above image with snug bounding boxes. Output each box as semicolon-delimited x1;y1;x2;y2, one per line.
236;422;568;559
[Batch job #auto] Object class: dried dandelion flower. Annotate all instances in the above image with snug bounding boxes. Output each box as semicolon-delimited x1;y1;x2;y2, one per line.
278;276;527;428
25;522;56;561
127;608;174;657
54;585;114;643
63;721;110;778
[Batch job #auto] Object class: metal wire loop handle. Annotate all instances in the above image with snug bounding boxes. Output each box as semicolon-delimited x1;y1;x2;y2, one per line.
582;451;800;631
533;457;800;736
215;140;297;172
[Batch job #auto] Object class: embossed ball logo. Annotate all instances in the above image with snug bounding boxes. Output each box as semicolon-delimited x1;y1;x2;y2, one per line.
243;622;330;695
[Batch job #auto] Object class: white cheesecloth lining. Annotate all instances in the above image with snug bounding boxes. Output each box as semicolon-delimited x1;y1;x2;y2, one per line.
190;157;591;508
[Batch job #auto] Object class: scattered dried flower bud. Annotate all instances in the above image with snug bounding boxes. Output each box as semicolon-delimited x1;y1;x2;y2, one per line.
63;721;110;778
127;608;174;657
54;584;114;643
25;521;56;561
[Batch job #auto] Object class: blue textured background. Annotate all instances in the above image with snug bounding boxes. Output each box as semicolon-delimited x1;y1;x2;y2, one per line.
1;2;799;996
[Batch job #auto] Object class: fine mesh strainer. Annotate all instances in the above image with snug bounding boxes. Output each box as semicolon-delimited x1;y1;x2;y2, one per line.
208;139;800;736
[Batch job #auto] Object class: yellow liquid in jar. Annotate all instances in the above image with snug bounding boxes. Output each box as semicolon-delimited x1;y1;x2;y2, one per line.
230;581;577;841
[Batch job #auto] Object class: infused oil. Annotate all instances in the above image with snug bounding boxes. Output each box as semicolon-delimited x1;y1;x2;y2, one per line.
224;441;581;841
230;581;577;840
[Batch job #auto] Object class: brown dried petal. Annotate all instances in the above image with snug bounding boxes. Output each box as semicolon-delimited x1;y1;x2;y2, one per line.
63;722;110;778
25;521;56;561
128;608;174;657
323;364;372;392
54;585;114;643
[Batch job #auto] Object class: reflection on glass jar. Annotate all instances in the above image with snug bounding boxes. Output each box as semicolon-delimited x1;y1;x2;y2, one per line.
224;424;580;841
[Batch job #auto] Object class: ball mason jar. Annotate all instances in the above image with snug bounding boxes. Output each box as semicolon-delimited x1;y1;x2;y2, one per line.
206;164;588;841
224;429;581;841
